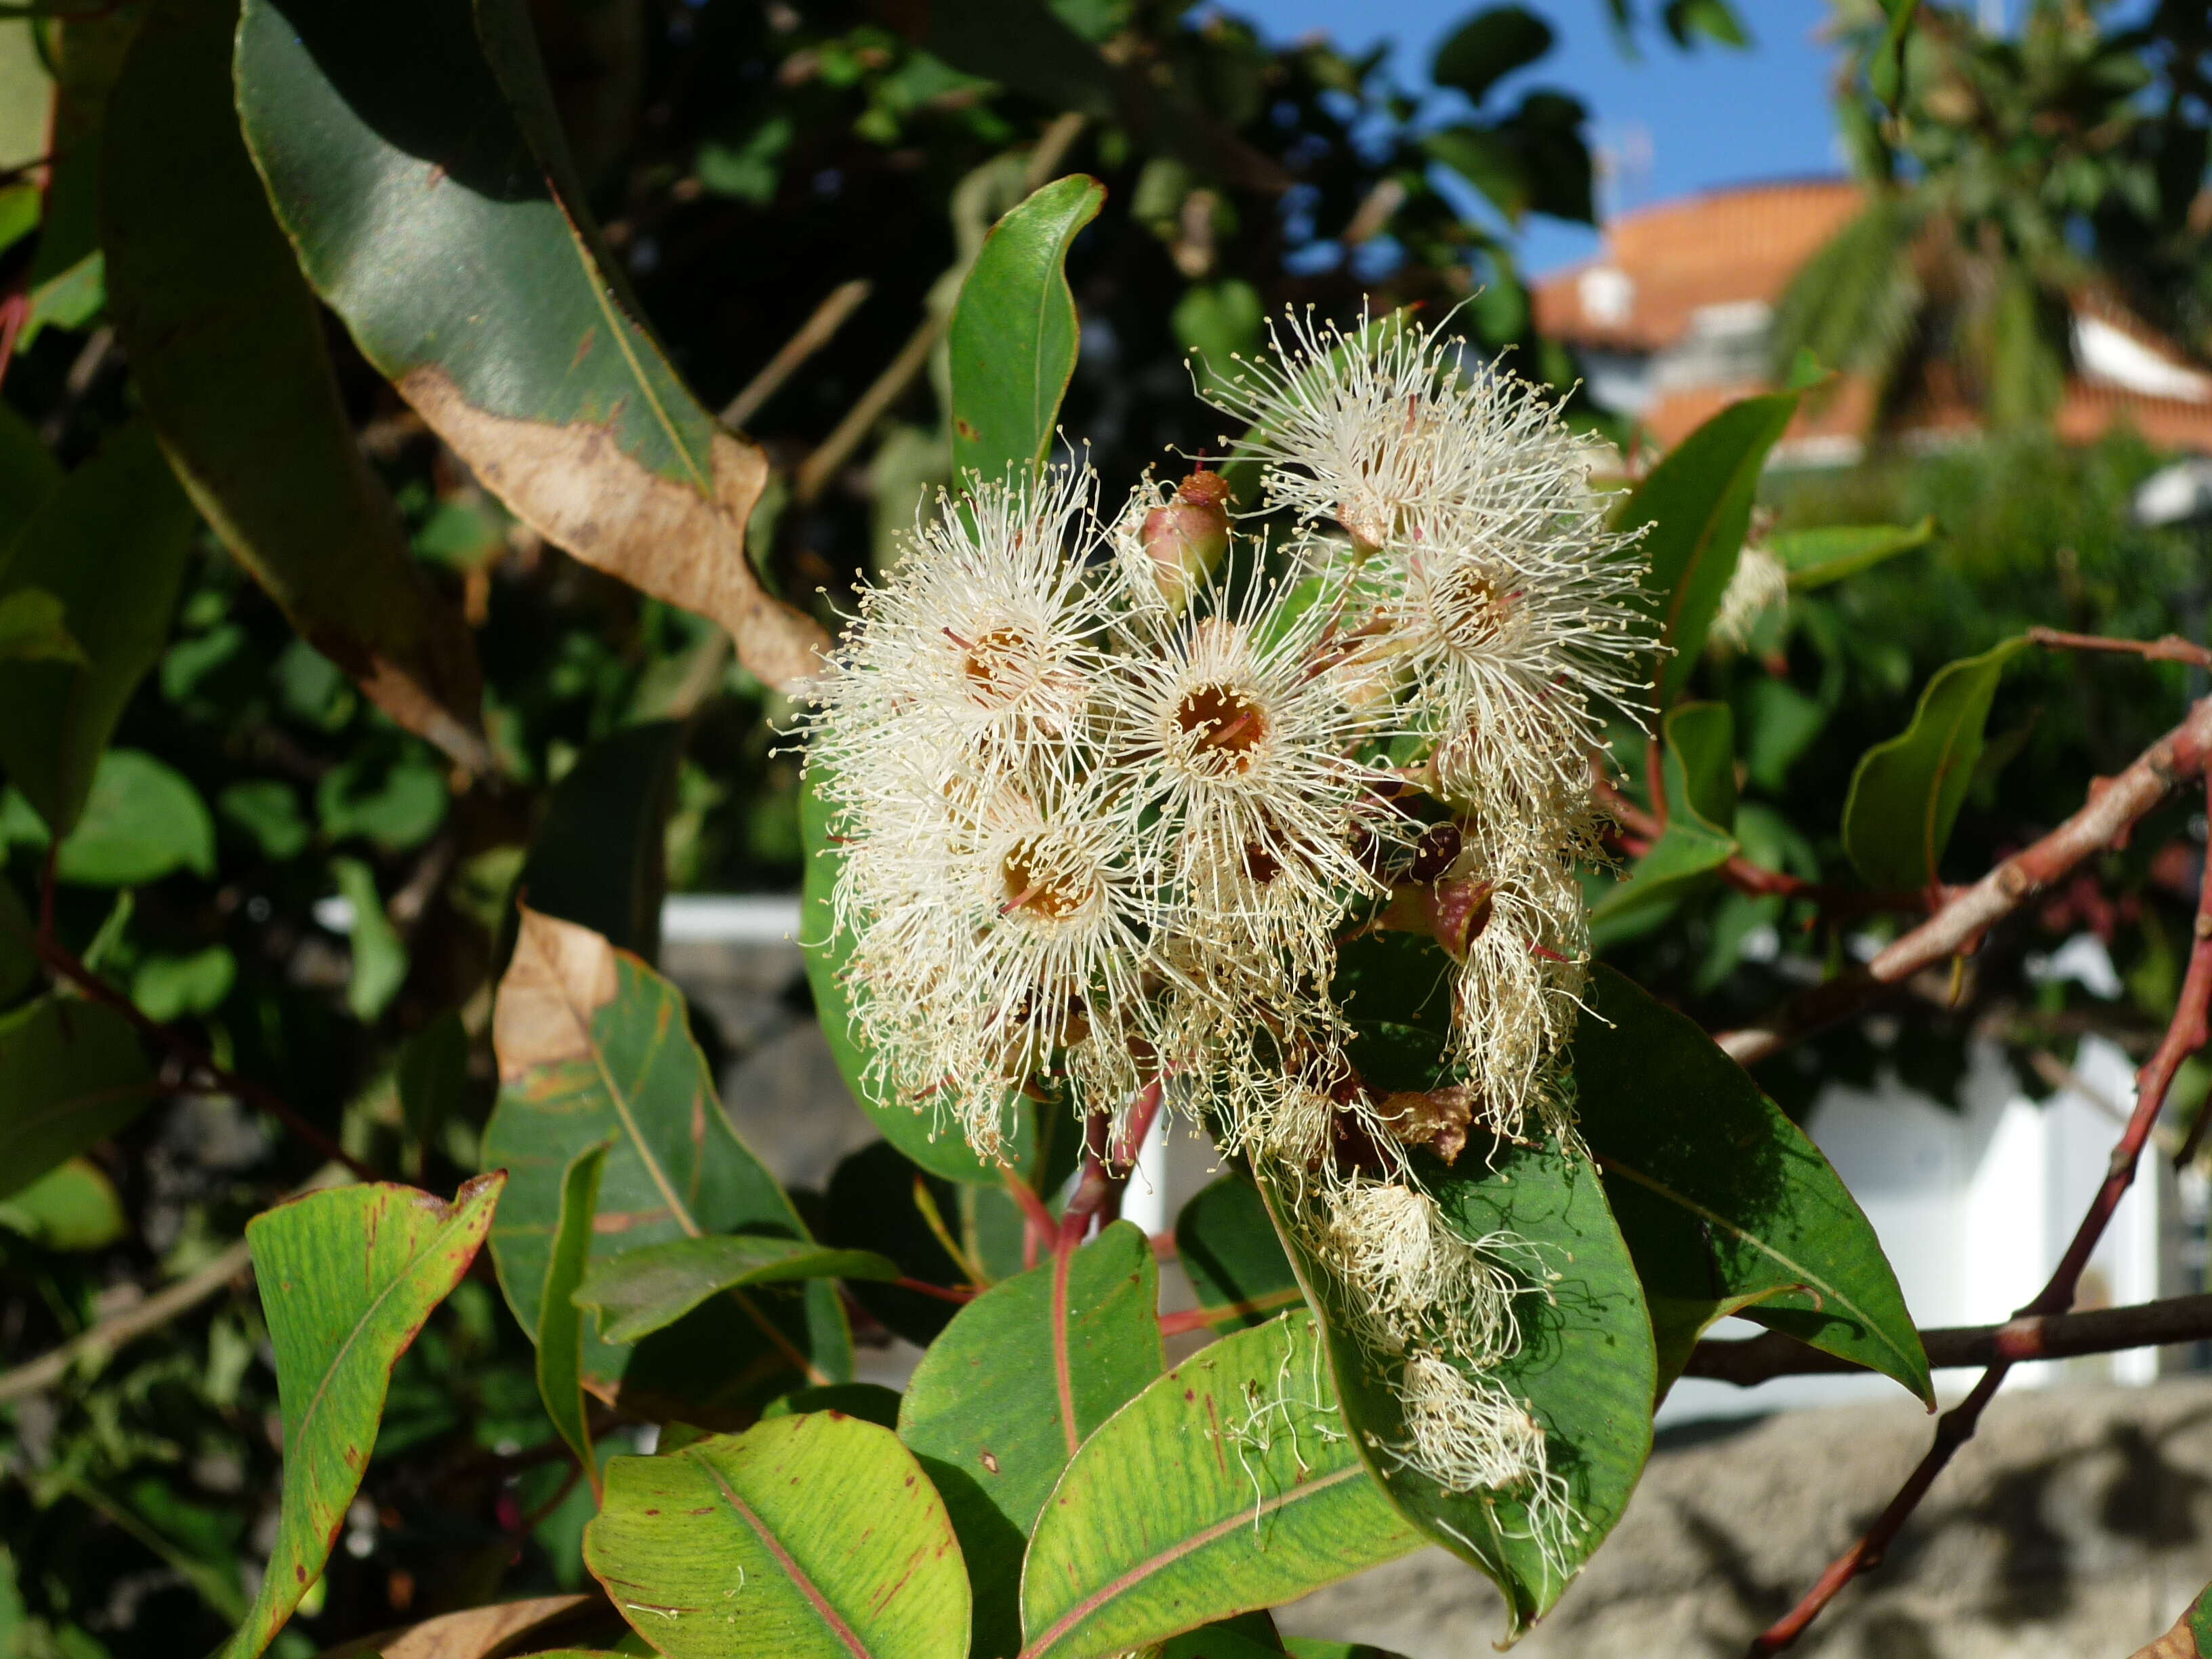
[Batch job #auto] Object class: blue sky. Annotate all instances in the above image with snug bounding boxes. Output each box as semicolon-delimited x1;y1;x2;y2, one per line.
1247;0;1848;274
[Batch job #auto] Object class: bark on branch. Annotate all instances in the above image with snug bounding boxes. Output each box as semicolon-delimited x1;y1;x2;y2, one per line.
1685;1292;2212;1387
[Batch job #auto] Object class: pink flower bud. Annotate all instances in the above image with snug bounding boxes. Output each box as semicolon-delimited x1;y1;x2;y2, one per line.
1139;470;1232;607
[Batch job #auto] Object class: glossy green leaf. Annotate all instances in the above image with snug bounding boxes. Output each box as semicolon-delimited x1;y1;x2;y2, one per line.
1768;516;1934;590
1618;389;1799;706
221;1173;504;1659
1432;6;1554;104
577;1236;899;1345
232;0;825;691
510;720;687;968
100;0;487;771
0;996;156;1202
43;751;216;888
901;1221;1161;1658
484;908;848;1425
586;1414;970;1658
0;422;196;838
0;1156;128;1250
332;857;407;1022
1575;965;1931;1400
1843;635;2028;892
1590;701;1738;947
1019;1311;1421;1658
800;762;1047;1186
1282;1643;1413;1659
949;175;1105;492
1260;1143;1656;1637
0;590;84;665
1174;1176;1303;1335
539;1141;610;1500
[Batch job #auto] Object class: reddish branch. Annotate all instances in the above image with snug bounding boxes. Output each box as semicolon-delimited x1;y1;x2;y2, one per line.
1749;771;2212;1654
2029;625;2212;672
1683;1290;2212;1387
1718;695;2212;1065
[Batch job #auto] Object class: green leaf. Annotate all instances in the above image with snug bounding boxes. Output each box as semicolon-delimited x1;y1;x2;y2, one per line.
800;761;1046;1186
332;857;407;1023
1420;125;1531;224
1431;7;1554;105
1265;1141;1663;1637
1174;1176;1303;1335
316;747;447;853
217;779;310;861
129;945;235;1022
1171;279;1263;396
1843;636;2028;892
1282;1642;1414;1659
1019;1311;1421;1658
586;1414;970;1658
577;1236;900;1345
49;752;216;887
99;0;487;771
232;0;826;691
221;1172;504;1659
1742;677;1827;794
0;1155;128;1250
512;721;687;967
1572;966;1931;1401
949;175;1105;492
0;400;62;527
1589;701;1738;947
1870;0;1920;110
899;1221;1161;1658
1768;516;1934;590
0;590;85;665
1617;389;1799;707
1259;1144;1656;1637
0;878;35;1006
396;1010;470;1164
538;1141;609;1499
483;908;848;1425
0;422;196;838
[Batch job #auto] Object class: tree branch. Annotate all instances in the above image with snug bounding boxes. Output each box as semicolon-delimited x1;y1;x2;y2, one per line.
2029;625;2212;672
1684;1290;2212;1387
1718;695;2212;1066
1750;769;2212;1654
721;278;872;431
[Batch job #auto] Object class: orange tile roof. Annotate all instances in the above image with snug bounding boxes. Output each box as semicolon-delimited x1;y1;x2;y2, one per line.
1534;178;2212;457
1534;179;1864;351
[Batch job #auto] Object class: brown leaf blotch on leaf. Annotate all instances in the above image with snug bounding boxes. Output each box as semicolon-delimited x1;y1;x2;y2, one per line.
398;367;830;692
493;909;620;1080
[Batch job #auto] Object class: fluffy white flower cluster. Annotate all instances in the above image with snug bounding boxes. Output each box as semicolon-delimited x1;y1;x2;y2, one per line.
803;306;1648;1565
